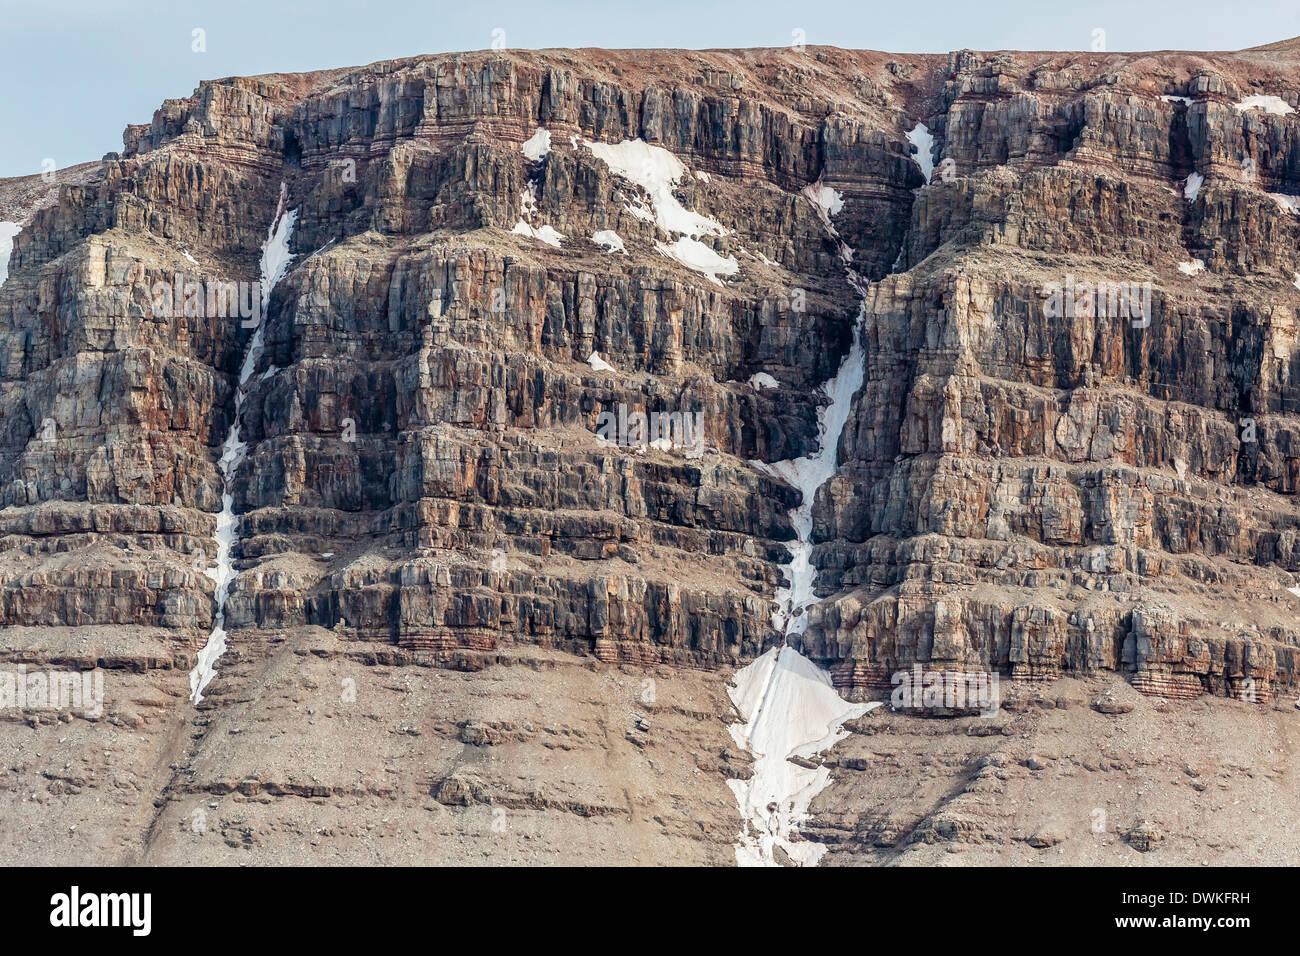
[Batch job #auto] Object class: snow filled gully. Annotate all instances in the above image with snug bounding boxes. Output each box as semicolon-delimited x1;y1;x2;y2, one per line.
189;184;297;705
727;182;884;867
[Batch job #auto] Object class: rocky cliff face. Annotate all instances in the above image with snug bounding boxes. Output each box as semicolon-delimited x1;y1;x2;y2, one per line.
4;41;1300;865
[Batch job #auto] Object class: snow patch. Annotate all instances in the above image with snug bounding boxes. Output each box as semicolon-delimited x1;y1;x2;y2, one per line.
511;180;565;248
907;123;935;185
182;249;198;265
592;229;626;254
585;139;723;237
0;222;20;289
190;185;296;705
1178;259;1206;275
512;220;565;247
749;372;779;390
802;183;844;220
800;184;854;265
623;199;655;223
584;138;738;281
587;351;615;372
655;235;738;284
521;128;552;161
1235;95;1294;116
728;647;880;866
1184;171;1204;201
1271;193;1300;215
694;170;711;183
1161;95;1192;105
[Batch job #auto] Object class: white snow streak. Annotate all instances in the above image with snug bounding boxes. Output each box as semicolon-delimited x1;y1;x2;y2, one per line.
727;173;879;867
1184;171;1204;202
190;184;297;705
0;222;21;289
756;320;866;636
585;139;722;237
907;123;935;185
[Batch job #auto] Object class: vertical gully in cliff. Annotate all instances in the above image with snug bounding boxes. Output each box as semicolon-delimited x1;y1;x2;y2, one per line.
189;184;297;705
727;130;934;865
726;180;889;866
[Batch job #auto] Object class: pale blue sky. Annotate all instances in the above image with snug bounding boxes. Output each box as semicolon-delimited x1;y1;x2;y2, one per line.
2;0;1297;178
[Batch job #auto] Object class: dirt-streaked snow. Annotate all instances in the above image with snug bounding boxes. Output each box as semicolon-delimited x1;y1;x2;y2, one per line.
190;185;296;705
802;183;844;220
748;372;779;390
800;180;854;265
1178;258;1206;275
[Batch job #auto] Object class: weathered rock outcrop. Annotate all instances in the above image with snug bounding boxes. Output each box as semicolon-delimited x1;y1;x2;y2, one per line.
3;40;1300;865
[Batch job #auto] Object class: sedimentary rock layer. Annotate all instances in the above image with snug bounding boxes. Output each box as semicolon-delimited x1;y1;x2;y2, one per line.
3;40;1300;864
